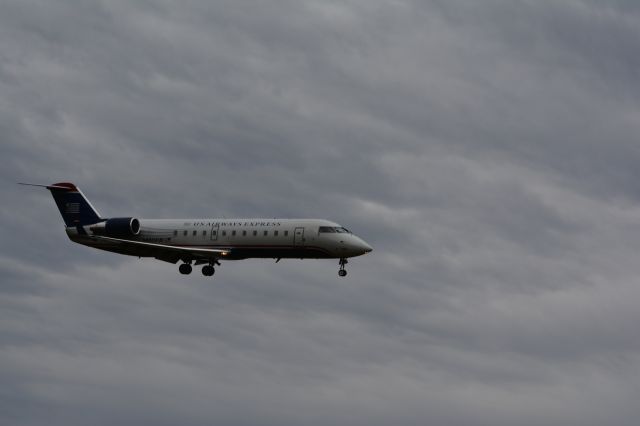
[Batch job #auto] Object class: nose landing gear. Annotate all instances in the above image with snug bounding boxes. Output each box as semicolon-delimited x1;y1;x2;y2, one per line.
338;258;348;277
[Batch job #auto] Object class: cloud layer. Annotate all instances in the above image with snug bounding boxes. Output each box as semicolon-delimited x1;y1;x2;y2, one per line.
3;1;640;424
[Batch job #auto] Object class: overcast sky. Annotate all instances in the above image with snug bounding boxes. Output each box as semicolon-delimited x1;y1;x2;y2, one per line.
3;0;640;425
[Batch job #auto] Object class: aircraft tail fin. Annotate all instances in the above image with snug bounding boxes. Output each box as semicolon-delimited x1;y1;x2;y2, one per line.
19;182;103;227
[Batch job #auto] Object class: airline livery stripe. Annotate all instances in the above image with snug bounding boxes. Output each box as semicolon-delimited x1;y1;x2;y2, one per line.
167;244;333;255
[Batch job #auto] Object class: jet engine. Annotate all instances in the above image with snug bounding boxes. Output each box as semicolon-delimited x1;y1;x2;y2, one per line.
91;217;141;237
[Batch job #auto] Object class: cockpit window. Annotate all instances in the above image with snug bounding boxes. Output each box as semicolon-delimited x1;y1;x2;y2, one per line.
319;226;351;234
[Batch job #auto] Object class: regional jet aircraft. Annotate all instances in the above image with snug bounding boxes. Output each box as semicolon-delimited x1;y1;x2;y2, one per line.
20;182;372;277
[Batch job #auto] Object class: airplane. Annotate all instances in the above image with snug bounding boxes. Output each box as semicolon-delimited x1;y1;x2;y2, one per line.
19;182;372;277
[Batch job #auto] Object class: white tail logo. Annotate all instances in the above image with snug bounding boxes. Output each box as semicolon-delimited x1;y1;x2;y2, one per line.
65;203;80;214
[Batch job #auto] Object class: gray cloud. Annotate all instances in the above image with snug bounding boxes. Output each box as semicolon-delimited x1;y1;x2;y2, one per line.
3;0;640;424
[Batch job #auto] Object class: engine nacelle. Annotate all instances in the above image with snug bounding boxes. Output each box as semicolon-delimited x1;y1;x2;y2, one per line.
91;217;141;237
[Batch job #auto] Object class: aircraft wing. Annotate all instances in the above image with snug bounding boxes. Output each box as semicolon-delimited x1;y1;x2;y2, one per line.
91;235;230;263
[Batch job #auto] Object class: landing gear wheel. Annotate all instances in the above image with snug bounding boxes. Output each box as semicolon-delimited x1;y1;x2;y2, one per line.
179;263;192;275
338;258;348;277
202;265;215;276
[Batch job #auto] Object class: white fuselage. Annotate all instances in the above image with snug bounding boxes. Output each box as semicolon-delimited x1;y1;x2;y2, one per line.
68;218;372;261
22;181;372;276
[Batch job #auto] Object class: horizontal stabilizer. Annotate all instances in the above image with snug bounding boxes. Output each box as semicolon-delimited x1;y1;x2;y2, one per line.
18;182;78;191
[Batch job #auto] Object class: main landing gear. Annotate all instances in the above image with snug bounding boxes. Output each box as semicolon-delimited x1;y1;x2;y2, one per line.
338;258;348;277
201;264;215;276
179;263;192;275
179;260;219;276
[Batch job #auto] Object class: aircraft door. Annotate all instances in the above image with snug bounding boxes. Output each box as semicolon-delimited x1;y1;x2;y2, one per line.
294;227;305;246
210;224;219;241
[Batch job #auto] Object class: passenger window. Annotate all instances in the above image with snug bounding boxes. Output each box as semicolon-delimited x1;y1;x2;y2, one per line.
274;230;279;236
222;230;226;236
193;230;197;236
202;230;207;236
264;230;268;236
253;230;257;236
284;230;289;236
232;230;236;236
173;230;178;236
242;230;247;236
213;231;217;236
183;230;188;236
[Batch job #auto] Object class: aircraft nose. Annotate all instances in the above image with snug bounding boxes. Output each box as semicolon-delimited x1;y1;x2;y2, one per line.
342;235;373;256
358;239;373;254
